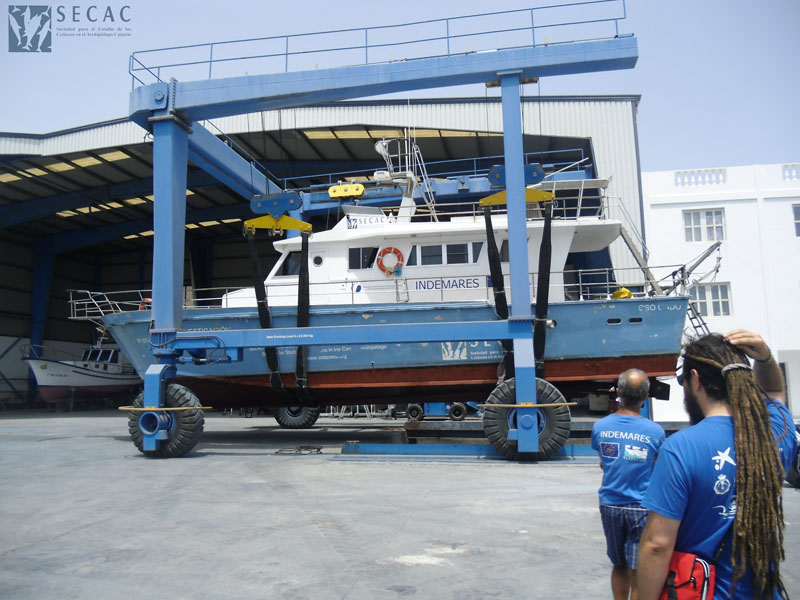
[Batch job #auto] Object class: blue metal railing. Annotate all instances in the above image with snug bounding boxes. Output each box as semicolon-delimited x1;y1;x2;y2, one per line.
129;1;628;88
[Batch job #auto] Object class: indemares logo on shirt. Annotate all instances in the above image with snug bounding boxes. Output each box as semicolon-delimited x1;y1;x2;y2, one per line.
600;442;619;459
8;5;52;53
624;445;648;462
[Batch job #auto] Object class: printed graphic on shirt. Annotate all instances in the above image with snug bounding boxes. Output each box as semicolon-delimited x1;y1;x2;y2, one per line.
713;496;737;520
600;442;620;459
713;473;731;495
623;445;648;462
712;447;736;471
599;430;652;444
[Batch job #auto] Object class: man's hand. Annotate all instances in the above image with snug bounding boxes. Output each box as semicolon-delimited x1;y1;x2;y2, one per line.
724;329;785;403
724;329;770;362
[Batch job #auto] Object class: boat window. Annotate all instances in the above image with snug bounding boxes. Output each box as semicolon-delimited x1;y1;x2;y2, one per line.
81;350;91;361
472;242;483;263
406;245;417;266
446;243;468;264
89;350;101;361
99;349;113;362
277;252;302;276
110;350;118;362
421;245;442;265
348;247;378;269
500;240;509;262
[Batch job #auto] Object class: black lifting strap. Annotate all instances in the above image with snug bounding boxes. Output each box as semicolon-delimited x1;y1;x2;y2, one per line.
483;206;514;379
533;200;553;379
295;230;312;403
247;231;284;392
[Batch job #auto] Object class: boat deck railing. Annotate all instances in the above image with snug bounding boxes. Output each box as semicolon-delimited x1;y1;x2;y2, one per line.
129;1;628;87
67;262;686;320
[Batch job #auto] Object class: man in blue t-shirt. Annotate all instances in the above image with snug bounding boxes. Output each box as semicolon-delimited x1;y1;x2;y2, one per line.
592;368;665;600
637;330;797;600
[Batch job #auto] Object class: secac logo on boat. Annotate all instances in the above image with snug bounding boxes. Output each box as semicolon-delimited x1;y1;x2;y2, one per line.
8;4;132;53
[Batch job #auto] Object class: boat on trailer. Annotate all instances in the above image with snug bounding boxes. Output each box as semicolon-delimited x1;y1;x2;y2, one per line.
70;157;689;451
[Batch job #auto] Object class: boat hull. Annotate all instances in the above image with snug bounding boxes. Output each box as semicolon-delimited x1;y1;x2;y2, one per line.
25;359;142;402
103;297;688;408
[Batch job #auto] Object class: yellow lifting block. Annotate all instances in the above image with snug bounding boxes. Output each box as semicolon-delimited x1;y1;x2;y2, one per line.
328;182;365;198
479;188;555;207
243;214;312;235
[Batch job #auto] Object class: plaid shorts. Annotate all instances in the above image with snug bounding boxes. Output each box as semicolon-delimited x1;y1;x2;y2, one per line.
599;503;649;569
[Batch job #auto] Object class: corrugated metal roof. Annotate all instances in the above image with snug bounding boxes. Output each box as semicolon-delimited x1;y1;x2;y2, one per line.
0;96;645;269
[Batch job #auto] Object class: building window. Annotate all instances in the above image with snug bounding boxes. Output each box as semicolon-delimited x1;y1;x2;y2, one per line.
348;247;378;270
683;209;725;242
690;283;731;317
794;204;800;236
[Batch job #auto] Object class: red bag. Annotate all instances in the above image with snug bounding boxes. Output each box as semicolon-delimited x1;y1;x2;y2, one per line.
659;551;716;600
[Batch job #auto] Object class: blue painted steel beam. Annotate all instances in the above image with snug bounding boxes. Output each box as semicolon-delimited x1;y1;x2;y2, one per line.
151;118;189;331
28;238;55;395
186;122;281;200
500;73;538;453
130;38;638;124
0;171;221;230
48;202;252;254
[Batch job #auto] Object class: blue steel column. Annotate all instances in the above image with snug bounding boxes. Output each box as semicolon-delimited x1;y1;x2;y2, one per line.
28;238;55;395
500;73;538;452
151;119;189;331
144;117;188;414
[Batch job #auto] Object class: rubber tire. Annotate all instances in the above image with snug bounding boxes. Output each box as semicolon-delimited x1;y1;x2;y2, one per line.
448;402;467;421
274;406;320;429
483;377;571;461
128;384;204;458
406;404;424;421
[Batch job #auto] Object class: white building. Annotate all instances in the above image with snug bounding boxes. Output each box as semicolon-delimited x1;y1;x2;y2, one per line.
642;163;800;421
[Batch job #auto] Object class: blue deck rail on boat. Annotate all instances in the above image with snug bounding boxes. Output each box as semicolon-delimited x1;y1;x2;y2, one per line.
129;1;630;87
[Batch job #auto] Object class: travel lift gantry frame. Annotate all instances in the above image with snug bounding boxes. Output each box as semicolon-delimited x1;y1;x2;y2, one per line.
128;15;638;457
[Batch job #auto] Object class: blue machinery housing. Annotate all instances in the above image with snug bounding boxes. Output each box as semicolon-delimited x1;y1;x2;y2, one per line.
131;3;639;455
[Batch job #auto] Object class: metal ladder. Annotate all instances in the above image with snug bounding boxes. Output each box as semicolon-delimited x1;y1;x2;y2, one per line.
686;301;710;336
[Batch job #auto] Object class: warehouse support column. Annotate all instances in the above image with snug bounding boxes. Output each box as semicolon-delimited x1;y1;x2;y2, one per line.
28;238;55;396
500;72;538;453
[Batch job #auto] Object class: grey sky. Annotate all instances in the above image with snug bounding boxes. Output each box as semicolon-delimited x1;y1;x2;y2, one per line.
1;0;797;171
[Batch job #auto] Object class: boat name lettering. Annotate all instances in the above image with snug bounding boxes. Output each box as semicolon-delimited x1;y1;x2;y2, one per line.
415;278;481;291
346;215;396;229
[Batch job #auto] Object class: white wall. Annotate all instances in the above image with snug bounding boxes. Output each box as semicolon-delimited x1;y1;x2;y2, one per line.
643;163;800;420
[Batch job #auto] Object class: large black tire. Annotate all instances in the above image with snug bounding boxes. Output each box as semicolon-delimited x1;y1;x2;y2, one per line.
406;404;424;421
274;406;320;429
483;377;571;461
448;402;467;421
128;384;204;458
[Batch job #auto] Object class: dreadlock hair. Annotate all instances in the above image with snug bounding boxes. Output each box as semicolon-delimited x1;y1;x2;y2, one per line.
682;333;787;598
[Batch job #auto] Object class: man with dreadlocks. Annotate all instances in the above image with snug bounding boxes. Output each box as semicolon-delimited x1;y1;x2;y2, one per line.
637;330;797;599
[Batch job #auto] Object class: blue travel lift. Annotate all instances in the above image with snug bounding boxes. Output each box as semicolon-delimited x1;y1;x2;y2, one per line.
126;6;638;458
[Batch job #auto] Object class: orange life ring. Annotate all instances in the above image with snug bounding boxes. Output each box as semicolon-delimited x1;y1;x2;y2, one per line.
376;247;403;276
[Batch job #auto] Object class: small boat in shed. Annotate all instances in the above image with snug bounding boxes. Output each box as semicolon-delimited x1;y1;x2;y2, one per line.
23;344;142;403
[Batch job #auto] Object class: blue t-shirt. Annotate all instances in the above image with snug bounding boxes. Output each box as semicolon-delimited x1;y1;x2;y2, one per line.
591;413;666;505
642;399;796;599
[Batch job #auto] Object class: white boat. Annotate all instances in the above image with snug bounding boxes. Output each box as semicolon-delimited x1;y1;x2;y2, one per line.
23;345;142;403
